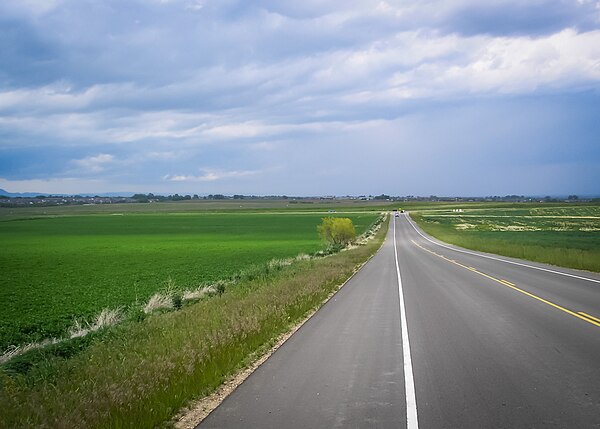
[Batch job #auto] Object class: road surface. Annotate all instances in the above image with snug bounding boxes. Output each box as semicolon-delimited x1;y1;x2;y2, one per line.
199;213;600;428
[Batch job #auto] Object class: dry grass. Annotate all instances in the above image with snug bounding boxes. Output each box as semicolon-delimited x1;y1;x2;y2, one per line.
70;307;124;337
0;308;123;365
267;258;294;269
0;339;60;365
143;293;174;314
182;285;218;301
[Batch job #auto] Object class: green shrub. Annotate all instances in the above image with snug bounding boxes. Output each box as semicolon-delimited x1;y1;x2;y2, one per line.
317;217;356;247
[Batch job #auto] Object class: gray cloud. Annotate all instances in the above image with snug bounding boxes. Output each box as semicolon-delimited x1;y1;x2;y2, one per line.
0;0;599;195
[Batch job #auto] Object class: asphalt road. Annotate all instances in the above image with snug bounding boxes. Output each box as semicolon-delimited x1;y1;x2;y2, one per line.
199;214;600;428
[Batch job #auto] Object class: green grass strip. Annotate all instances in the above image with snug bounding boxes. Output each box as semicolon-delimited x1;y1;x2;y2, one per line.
0;216;389;428
411;213;600;273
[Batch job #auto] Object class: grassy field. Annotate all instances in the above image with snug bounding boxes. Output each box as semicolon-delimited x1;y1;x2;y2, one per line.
0;213;388;429
0;198;391;220
1;211;378;350
410;204;600;272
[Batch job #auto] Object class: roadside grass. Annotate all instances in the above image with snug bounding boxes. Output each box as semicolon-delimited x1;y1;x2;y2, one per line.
0;215;388;429
0;212;377;350
410;205;600;272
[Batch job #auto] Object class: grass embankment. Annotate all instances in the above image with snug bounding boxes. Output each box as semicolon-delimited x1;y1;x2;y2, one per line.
0;216;389;428
0;212;376;349
411;205;600;272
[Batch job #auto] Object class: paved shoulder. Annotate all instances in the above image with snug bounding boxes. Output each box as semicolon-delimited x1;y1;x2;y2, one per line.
199;225;407;428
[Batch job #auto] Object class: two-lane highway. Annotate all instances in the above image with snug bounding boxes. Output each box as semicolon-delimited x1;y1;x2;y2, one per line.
399;214;600;428
199;214;600;428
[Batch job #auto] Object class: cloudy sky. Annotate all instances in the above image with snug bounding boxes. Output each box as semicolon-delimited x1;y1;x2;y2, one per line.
1;0;599;196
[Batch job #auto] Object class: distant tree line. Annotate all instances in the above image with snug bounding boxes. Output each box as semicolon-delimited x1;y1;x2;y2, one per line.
130;193;297;202
131;193;232;202
131;193;194;202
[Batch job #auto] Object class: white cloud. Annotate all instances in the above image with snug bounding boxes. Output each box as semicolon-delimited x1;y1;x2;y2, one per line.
163;169;260;182
339;28;600;103
434;28;600;94
1;0;599;195
0;177;107;194
0;0;65;18
71;154;115;173
1;26;598;151
0;82;137;114
144;151;179;160
201;122;276;139
0;110;219;148
248;141;277;151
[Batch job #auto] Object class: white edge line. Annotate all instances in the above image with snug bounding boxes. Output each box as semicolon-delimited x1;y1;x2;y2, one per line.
393;217;419;429
182;226;387;427
404;213;600;285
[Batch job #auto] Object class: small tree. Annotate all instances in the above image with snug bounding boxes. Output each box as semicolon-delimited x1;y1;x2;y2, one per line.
317;217;356;247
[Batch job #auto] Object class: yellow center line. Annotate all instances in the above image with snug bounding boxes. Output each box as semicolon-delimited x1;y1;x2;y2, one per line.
410;239;600;329
579;312;600;324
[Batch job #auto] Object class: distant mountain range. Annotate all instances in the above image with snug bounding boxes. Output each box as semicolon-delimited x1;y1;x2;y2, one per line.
0;188;43;197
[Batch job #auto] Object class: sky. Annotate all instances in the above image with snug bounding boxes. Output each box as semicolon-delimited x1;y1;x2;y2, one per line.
0;0;599;196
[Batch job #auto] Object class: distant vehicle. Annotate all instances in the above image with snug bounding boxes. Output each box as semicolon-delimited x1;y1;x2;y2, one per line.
395;213;399;217
400;209;405;213
328;210;335;213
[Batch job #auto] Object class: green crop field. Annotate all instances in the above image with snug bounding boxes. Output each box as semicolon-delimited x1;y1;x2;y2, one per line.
0;211;378;350
410;204;600;272
0;198;390;220
0;214;389;429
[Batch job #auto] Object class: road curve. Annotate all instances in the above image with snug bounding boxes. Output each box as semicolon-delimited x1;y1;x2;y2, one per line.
198;214;600;428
